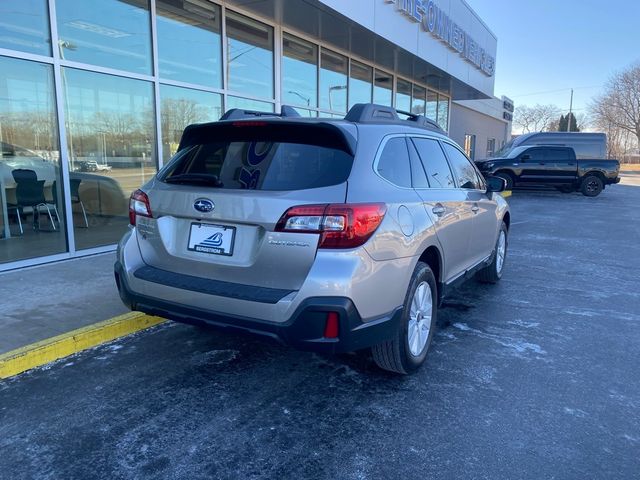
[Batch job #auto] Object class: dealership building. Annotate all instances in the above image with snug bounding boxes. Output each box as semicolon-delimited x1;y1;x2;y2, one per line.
0;0;511;270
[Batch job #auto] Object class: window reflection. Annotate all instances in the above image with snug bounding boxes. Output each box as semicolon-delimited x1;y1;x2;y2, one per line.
226;12;274;100
320;49;348;113
282;33;317;108
412;85;426;115
56;0;152;74
438;94;449;130
426;90;438;121
226;96;274;112
374;70;393;107
160;85;222;162
0;0;51;56
349;61;372;108
0;56;65;263
156;0;222;88
62;68;155;250
396;79;412;112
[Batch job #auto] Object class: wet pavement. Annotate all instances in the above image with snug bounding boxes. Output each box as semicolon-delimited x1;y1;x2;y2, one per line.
1;181;639;479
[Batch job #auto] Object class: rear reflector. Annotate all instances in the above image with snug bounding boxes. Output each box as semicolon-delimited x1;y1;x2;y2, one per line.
275;203;386;249
129;189;152;226
324;312;340;339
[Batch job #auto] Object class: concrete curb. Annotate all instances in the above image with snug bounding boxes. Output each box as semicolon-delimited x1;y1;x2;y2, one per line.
0;312;166;379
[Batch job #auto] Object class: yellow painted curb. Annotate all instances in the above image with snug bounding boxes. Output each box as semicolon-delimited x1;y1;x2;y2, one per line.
0;312;165;379
500;190;512;198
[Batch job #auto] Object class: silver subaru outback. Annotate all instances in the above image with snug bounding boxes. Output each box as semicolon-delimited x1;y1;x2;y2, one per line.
115;104;510;374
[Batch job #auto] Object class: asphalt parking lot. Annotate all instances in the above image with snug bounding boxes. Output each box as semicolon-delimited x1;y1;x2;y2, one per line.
1;179;639;480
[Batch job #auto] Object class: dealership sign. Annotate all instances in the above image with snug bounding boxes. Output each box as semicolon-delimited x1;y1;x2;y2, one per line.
384;0;496;77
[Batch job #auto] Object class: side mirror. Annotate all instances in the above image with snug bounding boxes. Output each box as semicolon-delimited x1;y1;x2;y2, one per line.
520;154;531;162
486;176;507;193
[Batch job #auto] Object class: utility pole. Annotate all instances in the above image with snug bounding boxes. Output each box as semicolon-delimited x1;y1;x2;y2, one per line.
567;88;574;132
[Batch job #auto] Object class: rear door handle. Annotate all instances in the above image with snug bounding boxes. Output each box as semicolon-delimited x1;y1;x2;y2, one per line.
471;204;479;213
432;204;445;216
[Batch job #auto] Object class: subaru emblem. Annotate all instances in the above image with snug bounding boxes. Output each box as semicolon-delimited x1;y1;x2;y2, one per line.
193;198;214;213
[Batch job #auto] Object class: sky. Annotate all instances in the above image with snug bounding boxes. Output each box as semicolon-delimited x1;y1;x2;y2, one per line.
469;0;640;124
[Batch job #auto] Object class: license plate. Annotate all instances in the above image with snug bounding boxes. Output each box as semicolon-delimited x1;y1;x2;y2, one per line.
187;223;236;256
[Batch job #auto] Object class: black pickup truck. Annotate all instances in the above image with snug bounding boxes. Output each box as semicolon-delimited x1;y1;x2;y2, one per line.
475;146;620;197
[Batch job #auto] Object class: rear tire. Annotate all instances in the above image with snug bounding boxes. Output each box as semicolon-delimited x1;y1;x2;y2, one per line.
477;222;508;284
581;175;603;197
372;262;437;374
495;172;514;190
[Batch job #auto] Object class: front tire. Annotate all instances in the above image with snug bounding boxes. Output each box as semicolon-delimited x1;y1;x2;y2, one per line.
372;262;437;374
495;172;514;190
477;222;508;284
581;175;603;197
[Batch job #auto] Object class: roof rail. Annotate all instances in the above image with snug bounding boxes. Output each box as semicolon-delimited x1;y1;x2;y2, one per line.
220;104;301;121
344;103;399;123
395;109;446;133
344;103;445;133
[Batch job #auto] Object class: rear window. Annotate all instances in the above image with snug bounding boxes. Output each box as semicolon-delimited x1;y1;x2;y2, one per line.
160;125;354;191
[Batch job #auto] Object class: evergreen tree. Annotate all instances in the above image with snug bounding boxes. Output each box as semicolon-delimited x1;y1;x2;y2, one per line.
558;115;567;131
557;113;580;132
567;112;580;132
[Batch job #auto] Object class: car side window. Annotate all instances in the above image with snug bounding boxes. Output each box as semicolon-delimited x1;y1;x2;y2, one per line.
546;148;570;161
522;148;544;162
406;138;429;188
376;137;412;187
441;142;483;189
411;137;455;188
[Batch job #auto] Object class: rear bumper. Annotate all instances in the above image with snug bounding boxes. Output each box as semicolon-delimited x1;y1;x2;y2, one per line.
114;261;401;354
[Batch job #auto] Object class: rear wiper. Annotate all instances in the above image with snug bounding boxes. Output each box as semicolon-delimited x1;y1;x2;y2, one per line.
164;173;224;187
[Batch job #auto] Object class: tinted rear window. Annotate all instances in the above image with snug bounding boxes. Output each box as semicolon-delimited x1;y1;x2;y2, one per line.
161;129;354;191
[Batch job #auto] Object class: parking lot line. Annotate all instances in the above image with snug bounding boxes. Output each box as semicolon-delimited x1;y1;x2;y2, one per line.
0;312;165;379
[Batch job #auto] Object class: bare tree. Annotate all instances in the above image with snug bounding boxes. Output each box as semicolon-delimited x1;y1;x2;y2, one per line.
513;104;561;133
591;62;640;156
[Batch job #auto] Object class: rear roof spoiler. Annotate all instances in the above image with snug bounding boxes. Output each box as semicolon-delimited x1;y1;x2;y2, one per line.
178;120;356;156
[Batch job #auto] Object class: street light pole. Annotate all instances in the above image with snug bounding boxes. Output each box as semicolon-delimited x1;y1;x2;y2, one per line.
567;88;574;132
287;91;310;107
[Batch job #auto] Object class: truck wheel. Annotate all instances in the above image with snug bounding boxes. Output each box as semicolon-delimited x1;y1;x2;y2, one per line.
581;175;603;197
496;172;514;190
372;262;437;375
477;222;508;284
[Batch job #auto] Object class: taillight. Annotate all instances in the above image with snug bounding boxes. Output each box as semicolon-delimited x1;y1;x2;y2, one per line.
275;203;386;249
129;189;152;226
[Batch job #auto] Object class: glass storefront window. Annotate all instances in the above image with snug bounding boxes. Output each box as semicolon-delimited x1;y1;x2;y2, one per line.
0;0;51;56
437;94;450;130
426;90;438;121
156;0;222;88
0;56;65;263
412;85;426;115
319;49;348;113
160;85;222;163
374;70;393;107
226;96;273;112
226;12;274;100
395;79;412;113
55;0;152;74
349;60;372;109
62;68;155;250
282;33;317;108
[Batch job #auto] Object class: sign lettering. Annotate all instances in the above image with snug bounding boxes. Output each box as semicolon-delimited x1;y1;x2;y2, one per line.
384;0;496;77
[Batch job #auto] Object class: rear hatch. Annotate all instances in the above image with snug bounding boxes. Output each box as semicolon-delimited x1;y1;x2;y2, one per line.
135;120;356;291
